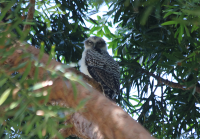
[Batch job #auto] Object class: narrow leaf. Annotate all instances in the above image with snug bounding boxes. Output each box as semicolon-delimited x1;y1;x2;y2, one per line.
161;21;177;26
0;89;11;105
104;26;111;34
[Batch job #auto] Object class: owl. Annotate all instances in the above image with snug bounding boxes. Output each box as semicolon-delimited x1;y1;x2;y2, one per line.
78;36;120;101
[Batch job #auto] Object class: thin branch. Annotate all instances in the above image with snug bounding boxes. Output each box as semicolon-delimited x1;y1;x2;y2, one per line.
140;68;200;94
23;0;35;31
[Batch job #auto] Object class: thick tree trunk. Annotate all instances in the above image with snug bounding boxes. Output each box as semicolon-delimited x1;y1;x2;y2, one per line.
0;41;155;139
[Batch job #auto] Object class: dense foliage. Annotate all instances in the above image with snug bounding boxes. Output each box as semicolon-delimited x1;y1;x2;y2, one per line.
113;1;200;138
0;0;200;138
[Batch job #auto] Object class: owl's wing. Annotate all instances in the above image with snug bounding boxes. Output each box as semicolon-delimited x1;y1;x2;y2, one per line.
85;49;120;99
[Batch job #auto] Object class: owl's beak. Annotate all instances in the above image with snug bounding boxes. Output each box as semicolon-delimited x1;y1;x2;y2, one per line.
94;43;98;48
94;43;103;49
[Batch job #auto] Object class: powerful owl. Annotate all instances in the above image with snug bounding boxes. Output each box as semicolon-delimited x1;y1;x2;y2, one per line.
78;36;120;101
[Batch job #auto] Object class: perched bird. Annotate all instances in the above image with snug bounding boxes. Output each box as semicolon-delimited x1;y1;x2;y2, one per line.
78;36;120;101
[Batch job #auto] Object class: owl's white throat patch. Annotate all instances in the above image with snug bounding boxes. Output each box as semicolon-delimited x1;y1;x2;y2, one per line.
78;49;92;77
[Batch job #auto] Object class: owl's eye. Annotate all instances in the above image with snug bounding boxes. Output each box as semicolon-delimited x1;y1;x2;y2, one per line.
88;41;93;45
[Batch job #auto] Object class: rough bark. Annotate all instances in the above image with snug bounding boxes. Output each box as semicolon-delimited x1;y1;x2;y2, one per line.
0;41;155;139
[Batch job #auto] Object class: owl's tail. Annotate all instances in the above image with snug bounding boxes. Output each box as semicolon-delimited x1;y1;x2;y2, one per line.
101;84;117;101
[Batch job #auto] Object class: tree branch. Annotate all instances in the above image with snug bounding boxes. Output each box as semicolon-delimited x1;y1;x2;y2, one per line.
140;68;200;94
0;41;155;139
23;0;35;31
24;42;103;93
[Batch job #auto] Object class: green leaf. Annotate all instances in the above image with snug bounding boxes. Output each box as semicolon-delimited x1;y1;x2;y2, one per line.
191;25;199;33
19;61;32;83
88;17;98;25
0;1;16;21
188;88;194;102
161;21;177;26
104;26;111;34
46;4;61;11
192;86;196;95
140;6;153;25
24;116;39;134
114;9;121;23
163;11;173;18
9;101;19;110
76;98;89;110
14;101;28;120
163;52;179;61
90;26;101;34
108;21;112;27
178;24;184;43
97;15;101;20
184;26;190;37
71;81;77;99
97;29;104;37
10;61;28;71
174;27;180;38
0;89;11;105
182;9;200;16
0;78;7;87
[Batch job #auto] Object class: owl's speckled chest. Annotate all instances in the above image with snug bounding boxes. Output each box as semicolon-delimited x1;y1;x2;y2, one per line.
85;48;119;73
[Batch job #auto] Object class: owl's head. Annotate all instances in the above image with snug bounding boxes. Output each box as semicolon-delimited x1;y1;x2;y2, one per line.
84;36;107;51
